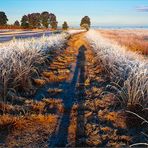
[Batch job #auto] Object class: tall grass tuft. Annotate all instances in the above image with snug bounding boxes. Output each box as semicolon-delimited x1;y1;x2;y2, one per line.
0;33;68;101
86;30;148;109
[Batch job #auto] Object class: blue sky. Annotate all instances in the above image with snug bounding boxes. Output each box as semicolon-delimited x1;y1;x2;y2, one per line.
1;0;148;26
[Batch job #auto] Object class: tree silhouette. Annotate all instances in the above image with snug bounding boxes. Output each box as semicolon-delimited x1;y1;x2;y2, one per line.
62;21;69;30
21;15;29;29
49;13;58;30
14;20;20;26
0;12;8;26
80;16;91;30
41;11;50;28
28;13;41;28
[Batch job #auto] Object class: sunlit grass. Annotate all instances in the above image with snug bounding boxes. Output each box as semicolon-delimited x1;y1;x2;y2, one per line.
99;29;148;55
0;114;58;147
86;30;148;110
0;33;68;100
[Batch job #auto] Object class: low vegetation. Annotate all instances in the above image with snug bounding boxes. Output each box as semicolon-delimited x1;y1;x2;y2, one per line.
67;29;85;34
0;29;147;147
0;99;62;147
86;30;147;117
99;29;148;55
0;33;68;101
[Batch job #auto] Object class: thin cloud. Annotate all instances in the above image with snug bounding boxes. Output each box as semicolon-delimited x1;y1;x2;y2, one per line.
136;6;148;12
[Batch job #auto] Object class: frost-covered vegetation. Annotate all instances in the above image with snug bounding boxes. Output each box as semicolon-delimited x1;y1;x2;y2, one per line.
67;29;85;35
86;30;148;109
0;33;68;99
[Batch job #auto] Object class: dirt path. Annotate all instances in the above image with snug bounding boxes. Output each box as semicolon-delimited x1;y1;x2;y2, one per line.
33;33;88;147
48;35;87;147
33;32;134;147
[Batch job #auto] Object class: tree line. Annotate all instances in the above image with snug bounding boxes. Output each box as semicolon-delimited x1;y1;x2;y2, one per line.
21;12;58;29
0;11;91;30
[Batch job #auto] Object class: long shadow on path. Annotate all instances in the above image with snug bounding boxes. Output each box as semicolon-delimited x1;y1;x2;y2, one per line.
75;45;87;146
48;45;87;147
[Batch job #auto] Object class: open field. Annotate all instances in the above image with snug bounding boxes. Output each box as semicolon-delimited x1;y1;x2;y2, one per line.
0;29;147;147
86;30;147;114
98;29;148;55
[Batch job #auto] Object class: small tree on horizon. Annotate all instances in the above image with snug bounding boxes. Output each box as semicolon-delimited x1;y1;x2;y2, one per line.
14;20;20;26
62;21;69;30
80;16;91;31
0;11;8;26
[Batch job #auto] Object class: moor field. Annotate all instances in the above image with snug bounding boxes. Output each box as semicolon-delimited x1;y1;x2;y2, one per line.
0;29;147;147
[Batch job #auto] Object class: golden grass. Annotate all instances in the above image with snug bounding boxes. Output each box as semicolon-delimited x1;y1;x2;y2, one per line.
67;104;78;147
0;114;58;147
98;29;148;55
48;88;63;94
98;110;126;129
33;78;46;86
26;98;64;114
0;97;64;147
38;41;77;84
42;71;55;77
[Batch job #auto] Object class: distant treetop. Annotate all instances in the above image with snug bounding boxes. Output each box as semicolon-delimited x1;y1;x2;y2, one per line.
14;20;20;26
80;16;91;31
0;11;8;26
62;21;69;30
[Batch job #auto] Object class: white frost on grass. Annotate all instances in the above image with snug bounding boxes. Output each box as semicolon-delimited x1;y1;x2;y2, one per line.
0;33;68;98
67;29;85;35
86;30;148;108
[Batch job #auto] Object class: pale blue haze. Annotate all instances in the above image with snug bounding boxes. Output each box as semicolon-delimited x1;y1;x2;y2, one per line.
0;0;148;27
